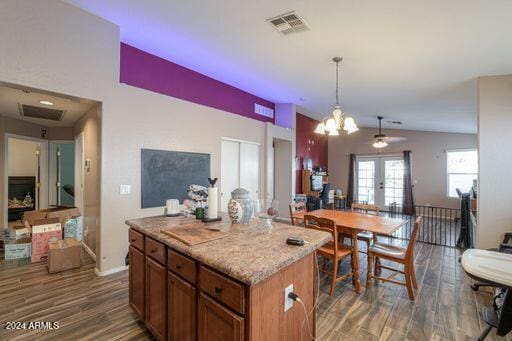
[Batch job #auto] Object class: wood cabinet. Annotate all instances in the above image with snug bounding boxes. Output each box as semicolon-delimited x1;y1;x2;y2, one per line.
128;245;145;320
146;256;167;340
168;272;196;341
199;266;245;315
168;249;197;284
128;227;316;341
198;293;244;341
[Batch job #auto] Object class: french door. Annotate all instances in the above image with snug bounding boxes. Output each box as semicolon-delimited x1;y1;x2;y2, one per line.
356;156;404;210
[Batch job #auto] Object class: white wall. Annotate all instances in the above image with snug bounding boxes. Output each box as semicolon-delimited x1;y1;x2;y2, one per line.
274;139;293;219
328;127;477;209
7;138;38;176
74;104;101;256
0;0;267;273
477;75;512;248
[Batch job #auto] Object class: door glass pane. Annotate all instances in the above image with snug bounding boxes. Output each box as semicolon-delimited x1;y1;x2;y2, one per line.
384;160;404;206
357;160;375;204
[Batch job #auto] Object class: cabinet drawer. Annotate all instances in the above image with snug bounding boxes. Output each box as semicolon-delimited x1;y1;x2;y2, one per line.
129;229;144;252
145;238;166;265
168;249;197;285
200;266;245;314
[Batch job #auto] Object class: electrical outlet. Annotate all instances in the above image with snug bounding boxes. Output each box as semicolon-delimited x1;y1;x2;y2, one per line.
84;225;89;236
284;284;294;312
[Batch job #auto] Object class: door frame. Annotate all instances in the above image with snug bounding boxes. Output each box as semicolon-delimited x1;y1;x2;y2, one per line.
4;133;49;227
48;140;74;206
355;153;403;210
220;137;261;212
74;133;84;217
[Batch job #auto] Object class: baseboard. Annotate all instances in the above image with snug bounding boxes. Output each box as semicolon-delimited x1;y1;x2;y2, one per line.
82;241;96;261
94;265;129;277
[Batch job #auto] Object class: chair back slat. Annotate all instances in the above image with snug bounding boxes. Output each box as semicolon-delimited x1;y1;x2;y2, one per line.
351;203;380;215
289;202;307;225
304;215;338;253
406;217;422;259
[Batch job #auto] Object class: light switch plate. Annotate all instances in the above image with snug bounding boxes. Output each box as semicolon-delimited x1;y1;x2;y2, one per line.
284;284;294;312
119;185;131;195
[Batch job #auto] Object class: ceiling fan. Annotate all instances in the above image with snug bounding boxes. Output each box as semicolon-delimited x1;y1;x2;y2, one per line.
370;116;407;148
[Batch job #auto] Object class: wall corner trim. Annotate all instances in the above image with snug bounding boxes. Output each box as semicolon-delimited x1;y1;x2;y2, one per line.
95;265;129;277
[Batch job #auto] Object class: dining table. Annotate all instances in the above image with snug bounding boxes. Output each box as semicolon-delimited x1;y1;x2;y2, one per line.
292;208;407;293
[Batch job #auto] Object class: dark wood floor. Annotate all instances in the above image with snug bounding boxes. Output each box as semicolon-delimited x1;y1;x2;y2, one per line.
316;239;510;340
0;252;151;341
0;241;509;340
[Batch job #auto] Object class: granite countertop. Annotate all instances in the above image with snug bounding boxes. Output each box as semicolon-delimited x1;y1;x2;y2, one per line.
125;215;332;285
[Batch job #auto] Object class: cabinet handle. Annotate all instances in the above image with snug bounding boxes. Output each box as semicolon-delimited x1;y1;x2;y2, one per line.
214;286;222;295
130;238;136;242
175;264;183;270
150;248;157;253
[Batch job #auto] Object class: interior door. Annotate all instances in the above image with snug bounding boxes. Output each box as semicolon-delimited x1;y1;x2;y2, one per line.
220;140;240;212
239;143;259;200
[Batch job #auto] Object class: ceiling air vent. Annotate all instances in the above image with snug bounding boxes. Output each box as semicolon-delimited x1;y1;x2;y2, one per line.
386;120;403;125
267;11;310;35
19;104;65;121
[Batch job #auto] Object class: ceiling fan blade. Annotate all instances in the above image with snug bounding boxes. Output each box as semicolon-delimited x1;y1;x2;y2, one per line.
384;136;407;143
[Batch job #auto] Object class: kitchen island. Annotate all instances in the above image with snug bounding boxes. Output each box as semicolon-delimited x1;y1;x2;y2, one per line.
125;215;331;341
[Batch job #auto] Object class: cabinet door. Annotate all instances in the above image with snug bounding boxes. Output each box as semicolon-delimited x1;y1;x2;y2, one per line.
146;257;167;340
239;142;259;200
168;272;196;341
198;293;244;341
129;245;145;320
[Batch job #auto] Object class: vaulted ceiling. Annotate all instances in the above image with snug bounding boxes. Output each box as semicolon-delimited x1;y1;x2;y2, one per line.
65;0;512;133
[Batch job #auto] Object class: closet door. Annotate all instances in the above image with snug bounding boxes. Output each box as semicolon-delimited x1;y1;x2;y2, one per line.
239;143;259;200
220;140;240;212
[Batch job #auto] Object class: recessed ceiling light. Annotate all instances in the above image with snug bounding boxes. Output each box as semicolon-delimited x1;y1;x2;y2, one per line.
39;100;54;106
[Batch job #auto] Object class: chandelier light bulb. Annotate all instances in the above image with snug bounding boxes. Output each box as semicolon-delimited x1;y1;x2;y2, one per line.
373;140;388;148
325;118;337;132
328;129;339;136
314;122;326;134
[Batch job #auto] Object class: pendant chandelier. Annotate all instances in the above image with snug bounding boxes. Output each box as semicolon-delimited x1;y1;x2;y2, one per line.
314;57;358;136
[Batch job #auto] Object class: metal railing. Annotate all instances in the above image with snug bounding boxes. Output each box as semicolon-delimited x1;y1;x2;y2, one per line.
387;204;461;247
302;198;462;248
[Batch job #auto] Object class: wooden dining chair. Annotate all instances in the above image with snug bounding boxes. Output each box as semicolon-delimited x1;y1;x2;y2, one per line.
304;215;359;295
289;202;307;226
341;203;381;254
366;216;422;300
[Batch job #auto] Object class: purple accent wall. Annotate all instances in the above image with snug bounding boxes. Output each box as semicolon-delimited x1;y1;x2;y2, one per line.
274;104;293;129
120;43;275;123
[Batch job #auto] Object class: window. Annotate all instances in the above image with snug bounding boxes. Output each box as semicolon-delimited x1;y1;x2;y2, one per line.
447;149;478;198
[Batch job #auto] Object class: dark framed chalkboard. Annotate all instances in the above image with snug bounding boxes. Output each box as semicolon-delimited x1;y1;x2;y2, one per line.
141;148;210;208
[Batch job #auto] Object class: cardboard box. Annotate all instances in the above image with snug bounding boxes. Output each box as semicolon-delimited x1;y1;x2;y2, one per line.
46;207;80;226
23;206;81;227
48;238;81;273
31;218;62;263
6;225;31;240
0;229;6;252
5;238;32;260
63;216;83;242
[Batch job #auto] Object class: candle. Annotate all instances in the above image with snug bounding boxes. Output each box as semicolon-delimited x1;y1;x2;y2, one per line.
166;199;179;216
207;187;218;219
